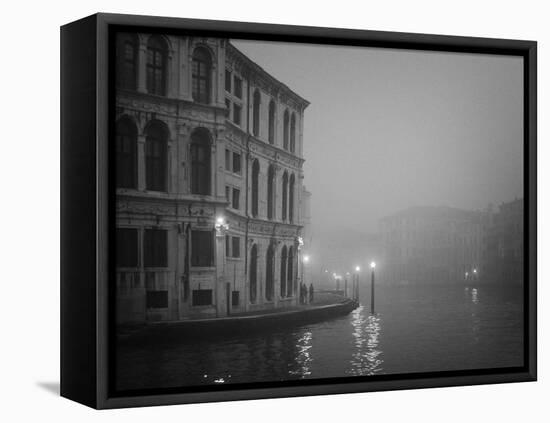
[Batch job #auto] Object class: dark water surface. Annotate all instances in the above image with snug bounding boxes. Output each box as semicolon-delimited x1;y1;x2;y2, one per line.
116;284;523;390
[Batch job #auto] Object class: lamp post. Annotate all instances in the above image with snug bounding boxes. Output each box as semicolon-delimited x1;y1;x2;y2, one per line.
370;261;376;314
353;266;361;301
302;254;310;289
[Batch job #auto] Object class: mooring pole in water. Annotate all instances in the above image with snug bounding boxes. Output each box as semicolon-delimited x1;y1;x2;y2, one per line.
344;276;348;298
354;266;361;302
370;262;376;314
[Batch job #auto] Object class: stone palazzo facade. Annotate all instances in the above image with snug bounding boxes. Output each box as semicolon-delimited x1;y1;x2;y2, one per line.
114;33;310;323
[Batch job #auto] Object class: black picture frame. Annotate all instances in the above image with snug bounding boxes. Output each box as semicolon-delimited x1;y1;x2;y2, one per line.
60;12;537;409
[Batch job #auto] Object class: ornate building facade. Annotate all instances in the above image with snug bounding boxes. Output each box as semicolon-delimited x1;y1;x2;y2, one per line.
114;33;310;323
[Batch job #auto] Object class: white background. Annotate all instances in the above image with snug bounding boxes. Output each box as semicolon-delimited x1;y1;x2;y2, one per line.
1;0;547;421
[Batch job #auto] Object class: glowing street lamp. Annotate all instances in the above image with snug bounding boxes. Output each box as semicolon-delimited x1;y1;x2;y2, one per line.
215;216;229;236
352;266;361;301
301;254;310;293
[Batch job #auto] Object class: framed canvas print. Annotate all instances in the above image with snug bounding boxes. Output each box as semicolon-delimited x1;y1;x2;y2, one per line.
60;13;537;409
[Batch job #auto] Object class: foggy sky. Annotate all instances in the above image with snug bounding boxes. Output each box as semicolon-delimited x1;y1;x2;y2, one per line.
232;39;523;275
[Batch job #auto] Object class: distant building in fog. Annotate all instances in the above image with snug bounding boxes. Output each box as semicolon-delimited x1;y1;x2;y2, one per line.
379;206;489;284
114;33;310;323
482;199;524;285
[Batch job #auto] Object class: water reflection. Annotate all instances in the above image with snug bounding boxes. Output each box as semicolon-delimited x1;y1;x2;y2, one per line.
348;305;383;376
288;330;313;378
470;288;480;342
471;288;479;304
117;285;523;390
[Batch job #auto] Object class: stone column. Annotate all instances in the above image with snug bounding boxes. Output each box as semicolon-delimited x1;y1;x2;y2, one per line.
258;244;265;306
215;224;228;317
137;134;146;191
273;247;280;308
176;224;187;320
244;240;250;312
167;40;177;99
167;141;173;194
187;42;194;101
211;140;219;198
176;127;188;195
137;37;147;94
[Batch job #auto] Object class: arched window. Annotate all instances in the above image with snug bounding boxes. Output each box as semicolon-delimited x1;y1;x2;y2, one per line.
267;164;275;220
268;100;276;144
192;47;212;104
253;90;261;137
190;128;211;195
282;171;288;221
251;159;260;217
115;117;137;189
116;33;138;90
289;173;295;223
280;245;288;298
266;243;275;301
145;120;168;191
249;244;258;303
283;109;289;150
290;113;296;153
146;35;168;96
287;246;294;297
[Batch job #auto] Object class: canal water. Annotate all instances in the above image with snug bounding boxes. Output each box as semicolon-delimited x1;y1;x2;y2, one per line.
116;284;524;391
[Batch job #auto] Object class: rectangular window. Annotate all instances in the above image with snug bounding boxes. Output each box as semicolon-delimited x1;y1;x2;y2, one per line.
232;236;240;258
116;228;138;267
233;103;242;126
225;70;231;92
191;230;214;267
232;152;241;174
192;289;213;306
144;229;167;267
225;235;231;257
234;76;242;99
146;290;168;308
232;188;240;210
225;98;231;118
231;291;240;306
225;185;231;202
225;148;231;170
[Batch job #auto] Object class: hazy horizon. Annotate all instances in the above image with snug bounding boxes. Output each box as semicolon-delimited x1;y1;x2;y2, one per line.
232;39;523;274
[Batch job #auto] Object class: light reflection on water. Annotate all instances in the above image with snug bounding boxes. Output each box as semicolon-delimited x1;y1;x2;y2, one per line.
348;306;383;376
471;288;479;304
288;331;313;378
116;285;523;391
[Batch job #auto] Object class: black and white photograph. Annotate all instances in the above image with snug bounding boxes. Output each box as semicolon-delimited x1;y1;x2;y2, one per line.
4;0;548;420
113;30;527;393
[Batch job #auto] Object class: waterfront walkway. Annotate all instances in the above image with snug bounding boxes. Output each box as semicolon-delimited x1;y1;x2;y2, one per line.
118;291;357;341
229;291;348;318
